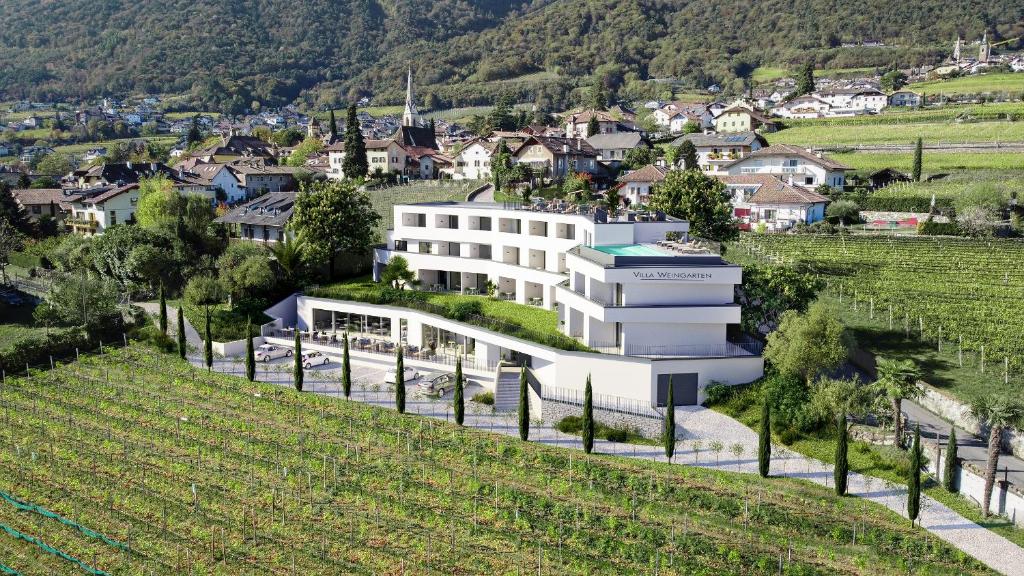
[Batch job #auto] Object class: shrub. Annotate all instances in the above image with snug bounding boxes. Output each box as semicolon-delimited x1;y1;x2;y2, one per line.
703;383;734;406
132;324;177;353
917;220;963;236
778;428;801;445
447;299;483;321
471;391;494;405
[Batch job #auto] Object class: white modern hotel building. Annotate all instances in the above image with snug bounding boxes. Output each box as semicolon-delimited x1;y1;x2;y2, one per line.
264;202;763;409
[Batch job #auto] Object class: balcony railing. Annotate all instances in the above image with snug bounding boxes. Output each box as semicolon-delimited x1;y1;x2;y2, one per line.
587;339;763;359
542;384;663;419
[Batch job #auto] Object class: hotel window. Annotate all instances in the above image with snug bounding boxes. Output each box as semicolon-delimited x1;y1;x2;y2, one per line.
446;215;459;229
394;240;408;252
478;244;492;259
478;217;492;231
418;242;432;254
447;242;461;256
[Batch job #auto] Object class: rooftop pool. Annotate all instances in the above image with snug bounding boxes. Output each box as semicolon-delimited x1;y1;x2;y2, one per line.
591;244;668;257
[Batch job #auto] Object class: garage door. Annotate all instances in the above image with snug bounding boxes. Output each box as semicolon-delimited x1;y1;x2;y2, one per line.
656;373;698;407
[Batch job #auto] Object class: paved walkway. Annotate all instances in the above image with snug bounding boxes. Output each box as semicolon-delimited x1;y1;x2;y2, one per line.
467;183;494;202
189;352;1024;575
905;401;1024;493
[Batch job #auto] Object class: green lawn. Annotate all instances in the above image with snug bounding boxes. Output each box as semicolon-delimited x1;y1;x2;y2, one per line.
168;299;270;343
162;111;220;120
357;105;404;117
771;120;1024;146
868;170;1024;201
367;181;485;238
783;102;1024;127
308;277;582;351
0;298;39;353
54;136;179;155
750;67;789;83
833;151;1024;173
713;385;1024;550
908;73;1024;96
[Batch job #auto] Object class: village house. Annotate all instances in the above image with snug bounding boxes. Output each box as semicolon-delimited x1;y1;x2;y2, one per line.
564;110;629;138
669;131;767;173
450;139;498;180
714;105;777;133
11;188;72;223
512;136;599;181
191;133;278;163
718;174;829;232
722;144;850;189
616;164;667;206
190;161;303;203
215;191;296;244
585;132;647;165
773;95;833;119
74;162;213;197
813;88;888;114
66;183;140;235
888;91;923;108
652;102;713;132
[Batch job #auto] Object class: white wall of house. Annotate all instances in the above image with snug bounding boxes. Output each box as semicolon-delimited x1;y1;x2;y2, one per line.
455;143;493;180
727;157;846;188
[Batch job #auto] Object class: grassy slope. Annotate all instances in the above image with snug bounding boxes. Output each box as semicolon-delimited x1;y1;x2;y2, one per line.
366;182;484;238
907;73;1024;96
771;121;1024;146
833;151;1024;173
0;346;995;575
868;170;1024;200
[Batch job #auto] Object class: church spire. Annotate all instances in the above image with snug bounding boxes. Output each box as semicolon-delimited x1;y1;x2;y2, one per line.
979;31;990;62
953;35;962;62
402;68;419;127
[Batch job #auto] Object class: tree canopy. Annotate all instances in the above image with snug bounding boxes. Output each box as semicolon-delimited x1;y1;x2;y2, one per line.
289;179;381;279
649;169;738;241
764;302;852;384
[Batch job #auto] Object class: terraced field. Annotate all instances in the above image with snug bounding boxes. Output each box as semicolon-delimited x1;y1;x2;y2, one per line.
0;347;992;575
735;235;1024;400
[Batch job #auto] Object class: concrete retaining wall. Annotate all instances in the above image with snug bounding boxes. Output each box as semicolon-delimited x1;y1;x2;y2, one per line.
915;382;1024;458
924;442;1024;526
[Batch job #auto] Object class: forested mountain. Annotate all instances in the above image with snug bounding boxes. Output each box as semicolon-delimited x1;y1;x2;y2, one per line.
1;0;1021;112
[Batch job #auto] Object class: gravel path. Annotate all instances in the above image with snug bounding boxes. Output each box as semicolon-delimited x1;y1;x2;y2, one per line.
196;353;1024;575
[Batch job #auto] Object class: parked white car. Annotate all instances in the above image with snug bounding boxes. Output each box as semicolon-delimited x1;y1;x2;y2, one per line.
418;372;457;397
384;367;420;384
255;344;292;362
302;351;331;369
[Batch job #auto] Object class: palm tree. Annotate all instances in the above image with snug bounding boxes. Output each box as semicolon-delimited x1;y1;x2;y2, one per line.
270;236;306;287
971;395;1024;517
873;358;921;447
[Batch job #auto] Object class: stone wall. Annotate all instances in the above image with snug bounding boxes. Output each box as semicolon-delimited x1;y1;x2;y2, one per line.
541;400;664;439
860;211;949;223
915;382;1024;458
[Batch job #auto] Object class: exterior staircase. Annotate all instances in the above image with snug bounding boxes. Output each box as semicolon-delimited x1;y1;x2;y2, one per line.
493;364;523;412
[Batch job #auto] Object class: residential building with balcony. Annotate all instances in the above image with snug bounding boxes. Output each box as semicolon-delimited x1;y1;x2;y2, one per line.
264;202;761;411
669;131;767;174
66;183;140;235
719;174;829;231
215;191;295;243
375;201;689;309
722;144;850;189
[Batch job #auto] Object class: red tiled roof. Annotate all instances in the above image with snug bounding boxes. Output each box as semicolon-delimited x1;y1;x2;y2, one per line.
617;164;668;183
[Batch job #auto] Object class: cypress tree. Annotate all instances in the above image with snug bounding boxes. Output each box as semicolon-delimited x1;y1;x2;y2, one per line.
187;115;202;148
176;307;186;359
758;400;771;478
342;104;368;179
518;366;529;441
245;319;255;382
454;357;465;426
582;375;594;454
943;426;958;493
908;424;922;524
158;284;168;335
834;414;849;495
395;347;405;413
329;109;338;137
586;115;599;138
293;330;303;391
203;307;212;370
342;332;351;398
664;376;676;462
912;137;923;182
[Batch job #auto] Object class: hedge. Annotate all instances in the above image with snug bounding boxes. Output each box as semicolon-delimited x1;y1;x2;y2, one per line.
7;251;45;270
861;195;955;213
917;221;964;236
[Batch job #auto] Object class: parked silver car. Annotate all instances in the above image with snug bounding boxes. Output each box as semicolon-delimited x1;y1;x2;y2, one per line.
418;372;458;397
255;344;292;362
302;351;331;369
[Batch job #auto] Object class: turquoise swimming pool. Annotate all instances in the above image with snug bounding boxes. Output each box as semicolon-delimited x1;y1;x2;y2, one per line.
591;244;666;256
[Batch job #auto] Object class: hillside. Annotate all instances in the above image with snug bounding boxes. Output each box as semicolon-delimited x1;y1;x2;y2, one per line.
0;345;993;574
1;0;1022;112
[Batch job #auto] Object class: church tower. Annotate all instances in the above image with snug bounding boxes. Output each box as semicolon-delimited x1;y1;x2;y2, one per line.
979;32;991;63
402;68;420;127
953;36;962;63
